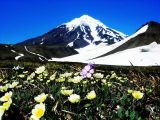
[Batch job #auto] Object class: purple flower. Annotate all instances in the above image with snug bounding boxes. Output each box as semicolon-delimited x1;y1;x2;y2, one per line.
80;63;95;78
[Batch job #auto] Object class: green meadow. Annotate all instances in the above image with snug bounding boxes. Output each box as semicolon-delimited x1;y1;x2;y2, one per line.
0;61;160;120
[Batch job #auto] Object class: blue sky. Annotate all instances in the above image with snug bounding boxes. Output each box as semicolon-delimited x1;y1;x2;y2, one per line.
0;0;160;44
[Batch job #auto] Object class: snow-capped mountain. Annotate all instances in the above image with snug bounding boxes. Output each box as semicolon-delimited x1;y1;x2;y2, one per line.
18;15;127;49
50;21;160;66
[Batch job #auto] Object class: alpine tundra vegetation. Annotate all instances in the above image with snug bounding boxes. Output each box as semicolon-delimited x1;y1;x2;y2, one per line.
0;62;160;120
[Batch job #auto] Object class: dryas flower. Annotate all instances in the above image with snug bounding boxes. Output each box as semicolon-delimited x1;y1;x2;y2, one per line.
61;89;73;96
55;77;65;82
43;70;48;77
127;89;134;94
60;72;72;78
35;66;45;74
2;99;12;110
23;71;28;74
93;73;104;79
86;91;96;100
0;91;12;102
30;103;45;120
0;106;5;120
9;81;19;88
117;77;123;80
68;94;80;103
0;86;8;92
80;63;95;78
101;79;107;84
46;80;51;83
18;74;25;78
110;72;117;79
132;91;144;100
106;75;110;79
72;76;83;83
50;72;57;80
107;82;112;87
27;72;36;80
82;80;88;84
34;93;48;103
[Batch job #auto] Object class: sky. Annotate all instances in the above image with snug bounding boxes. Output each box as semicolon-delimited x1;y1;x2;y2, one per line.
0;0;160;44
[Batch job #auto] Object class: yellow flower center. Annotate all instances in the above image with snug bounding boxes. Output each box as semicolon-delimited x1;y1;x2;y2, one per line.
35;108;44;118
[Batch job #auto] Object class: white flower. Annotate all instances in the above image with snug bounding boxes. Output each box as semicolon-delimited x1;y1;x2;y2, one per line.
23;71;28;74
61;89;73;96
101;79;107;84
55;77;65;82
132;91;144;100
60;72;72;78
82;80;88;84
30;103;45;120
3;98;12;110
0;106;5;120
68;94;80;103
106;75;110;79
107;82;112;87
35;66;45;74
0;86;8;92
0;91;12;102
127;89;134;94
43;70;48;77
72;76;83;83
93;73;104;79
9;81;19;88
34;93;48;103
110;73;117;79
46;80;51;83
50;72;57;80
0;79;3;82
28;72;35;80
18;74;25;78
86;91;96;100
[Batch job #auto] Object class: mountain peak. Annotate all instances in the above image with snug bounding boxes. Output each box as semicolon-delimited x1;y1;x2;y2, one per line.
79;15;95;20
147;21;160;32
146;21;159;26
65;15;106;30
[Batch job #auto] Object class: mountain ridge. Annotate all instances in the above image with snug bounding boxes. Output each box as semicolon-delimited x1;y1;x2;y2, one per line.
94;21;160;58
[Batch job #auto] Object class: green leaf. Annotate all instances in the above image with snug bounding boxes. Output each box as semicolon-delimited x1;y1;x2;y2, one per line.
117;108;123;119
119;95;127;106
130;110;136;120
84;104;91;108
125;110;129;117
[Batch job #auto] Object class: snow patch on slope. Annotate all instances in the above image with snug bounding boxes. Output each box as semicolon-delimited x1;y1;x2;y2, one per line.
11;50;16;53
24;46;48;61
10;49;24;60
15;53;24;60
92;42;160;66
